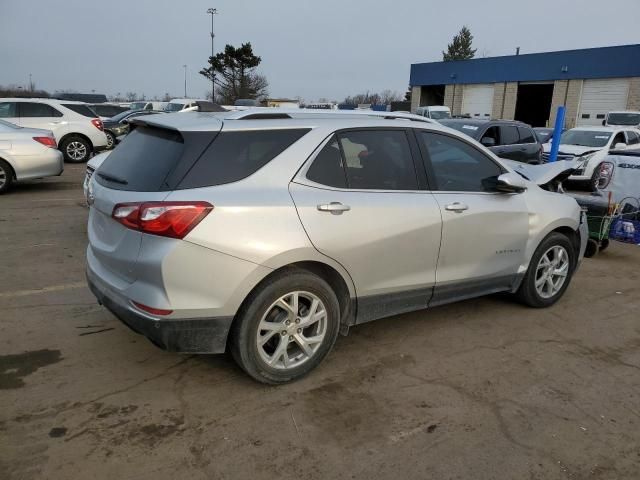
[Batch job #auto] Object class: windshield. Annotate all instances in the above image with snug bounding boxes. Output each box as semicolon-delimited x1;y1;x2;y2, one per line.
607;113;640;126
438;120;482;138
110;110;137;123
129;102;146;110
560;130;612;148
430;110;451;120
164;103;184;112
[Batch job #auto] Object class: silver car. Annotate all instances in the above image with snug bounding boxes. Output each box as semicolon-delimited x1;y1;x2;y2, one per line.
86;110;588;383
0;119;63;193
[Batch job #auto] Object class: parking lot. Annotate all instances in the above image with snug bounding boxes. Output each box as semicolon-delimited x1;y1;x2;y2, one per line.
1;165;639;479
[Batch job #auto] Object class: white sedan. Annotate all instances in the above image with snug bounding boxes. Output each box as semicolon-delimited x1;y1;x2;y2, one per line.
0;119;63;193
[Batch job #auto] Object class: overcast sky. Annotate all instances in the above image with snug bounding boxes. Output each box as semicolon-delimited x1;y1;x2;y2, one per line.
1;0;639;102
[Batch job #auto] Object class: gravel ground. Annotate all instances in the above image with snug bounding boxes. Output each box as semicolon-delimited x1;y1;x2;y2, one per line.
1;164;639;480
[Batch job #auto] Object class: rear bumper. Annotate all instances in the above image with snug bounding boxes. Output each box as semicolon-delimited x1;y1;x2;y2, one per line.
87;266;233;354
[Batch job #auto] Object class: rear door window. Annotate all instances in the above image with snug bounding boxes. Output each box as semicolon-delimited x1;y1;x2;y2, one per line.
336;130;418;190
499;125;519;145
517;126;536;144
178;129;310;189
625;131;639;145
95;126;186;191
306;135;347;188
62;104;98;118
19;102;62;118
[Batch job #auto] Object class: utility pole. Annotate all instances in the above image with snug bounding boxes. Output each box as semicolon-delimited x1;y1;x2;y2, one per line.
183;64;188;97
206;8;218;102
29;73;33;92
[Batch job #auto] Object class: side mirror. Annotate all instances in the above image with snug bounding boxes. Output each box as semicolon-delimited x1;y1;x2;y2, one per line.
484;172;527;193
613;143;627;150
602;120;607;126
481;137;496;147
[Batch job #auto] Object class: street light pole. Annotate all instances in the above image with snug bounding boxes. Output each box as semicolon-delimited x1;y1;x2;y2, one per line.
206;8;218;102
183;64;187;97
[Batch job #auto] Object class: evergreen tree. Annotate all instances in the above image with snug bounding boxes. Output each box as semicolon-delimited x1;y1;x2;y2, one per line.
442;26;477;61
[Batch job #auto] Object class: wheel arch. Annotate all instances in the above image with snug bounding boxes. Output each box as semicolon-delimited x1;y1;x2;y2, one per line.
0;155;17;180
234;260;355;330
59;132;94;151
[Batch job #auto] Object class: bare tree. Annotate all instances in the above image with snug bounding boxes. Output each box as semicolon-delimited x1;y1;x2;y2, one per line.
125;92;137;102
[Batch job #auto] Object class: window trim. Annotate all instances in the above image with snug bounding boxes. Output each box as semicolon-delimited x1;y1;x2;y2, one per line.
414;128;507;194
297;127;425;193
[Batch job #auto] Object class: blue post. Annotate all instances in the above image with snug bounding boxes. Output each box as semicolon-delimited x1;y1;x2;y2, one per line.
548;105;566;163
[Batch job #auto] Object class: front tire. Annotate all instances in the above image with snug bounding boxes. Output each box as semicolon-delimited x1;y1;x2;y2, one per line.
516;232;575;308
230;270;340;384
0;159;14;194
60;135;91;163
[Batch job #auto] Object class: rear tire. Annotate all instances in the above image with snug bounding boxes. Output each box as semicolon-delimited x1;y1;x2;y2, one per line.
229;269;340;384
60;135;91;163
0;159;13;194
516;232;576;308
105;131;115;150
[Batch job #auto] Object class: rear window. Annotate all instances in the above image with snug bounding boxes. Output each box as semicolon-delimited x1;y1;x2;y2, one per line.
95;127;185;191
62;104;98;118
517;126;536;144
178;129;310;189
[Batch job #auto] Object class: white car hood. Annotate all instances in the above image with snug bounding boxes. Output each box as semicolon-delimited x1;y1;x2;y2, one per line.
542;143;602;156
503;159;580;186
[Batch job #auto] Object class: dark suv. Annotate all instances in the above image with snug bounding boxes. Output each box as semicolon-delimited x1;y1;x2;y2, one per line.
440;119;543;164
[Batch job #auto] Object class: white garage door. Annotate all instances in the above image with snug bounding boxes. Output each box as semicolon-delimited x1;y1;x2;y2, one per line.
462;84;494;119
577;79;630;126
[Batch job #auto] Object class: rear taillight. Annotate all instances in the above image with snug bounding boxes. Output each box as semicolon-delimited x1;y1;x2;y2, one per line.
33;136;57;148
596;162;614;189
91;118;104;131
112;201;213;239
132;301;173;316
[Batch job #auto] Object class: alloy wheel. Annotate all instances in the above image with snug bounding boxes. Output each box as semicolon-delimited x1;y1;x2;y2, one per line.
67;141;87;161
256;291;328;369
106;132;114;149
0;165;6;189
535;245;570;299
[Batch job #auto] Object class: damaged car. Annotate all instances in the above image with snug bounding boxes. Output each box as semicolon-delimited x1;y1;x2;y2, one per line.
85;110;588;383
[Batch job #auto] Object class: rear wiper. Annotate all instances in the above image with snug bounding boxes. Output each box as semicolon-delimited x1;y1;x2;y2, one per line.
97;172;128;185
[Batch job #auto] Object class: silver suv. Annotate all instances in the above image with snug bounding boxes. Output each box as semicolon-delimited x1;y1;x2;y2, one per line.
86;110;588;383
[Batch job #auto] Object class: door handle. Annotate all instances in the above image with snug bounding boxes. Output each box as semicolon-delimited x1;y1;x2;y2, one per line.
317;202;351;215
445;202;469;213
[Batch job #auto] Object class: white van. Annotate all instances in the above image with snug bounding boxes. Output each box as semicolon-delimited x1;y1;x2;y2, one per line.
164;99;206;113
415;105;451;121
129;101;168;112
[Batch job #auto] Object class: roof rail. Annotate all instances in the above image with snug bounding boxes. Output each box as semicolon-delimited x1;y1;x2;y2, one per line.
220;108;436;123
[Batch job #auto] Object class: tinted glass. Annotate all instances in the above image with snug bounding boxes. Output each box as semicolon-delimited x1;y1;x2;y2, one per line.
164;103;184;112
62;104;97;118
96;126;185;191
439;120;483;138
20;102;60;117
499;125;519;145
627;131;640;145
0;102;16;118
607;113;640;126
560;130;611;148
517;127;536;144
612;132;626;146
480;126;499;144
337;130;418;190
306;135;347;188
429;110;451;120
419;132;503;192
91;105;126;117
179;129;310;189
